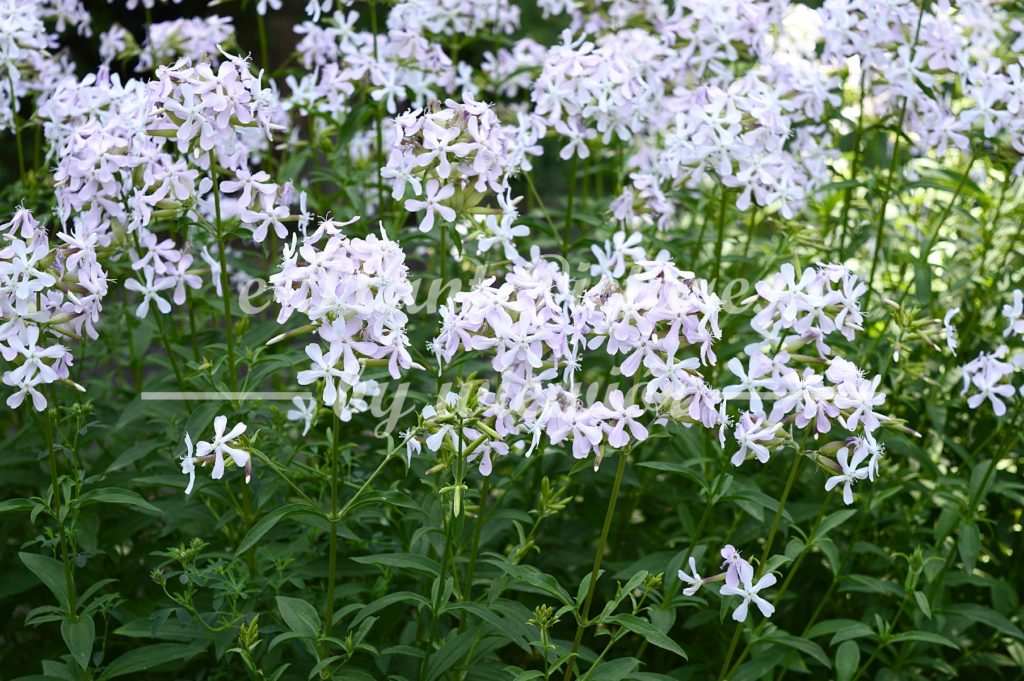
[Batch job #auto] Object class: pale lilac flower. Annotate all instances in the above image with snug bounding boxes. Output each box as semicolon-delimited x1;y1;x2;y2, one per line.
720;562;776;622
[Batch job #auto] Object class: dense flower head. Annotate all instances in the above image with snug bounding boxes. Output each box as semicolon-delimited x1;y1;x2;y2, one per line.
383;94;537;234
272;217;421;411
0;207;106;411
419;237;723;471
720;263;887;505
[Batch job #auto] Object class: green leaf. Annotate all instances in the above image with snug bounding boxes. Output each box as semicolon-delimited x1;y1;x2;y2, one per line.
835;640;860;681
606;614;687;660
276;596;321;638
61;615;95;669
0;498;34;514
424;630;477;681
484;559;574;606
78;488;161;515
889;631;959;650
99;644;205;679
760;631;830;668
588;657;640;680
816;509;857;539
19;552;68;607
948;604;1024;642
352;553;441;578
237;503;323;554
913;591;931;619
957;522;980;575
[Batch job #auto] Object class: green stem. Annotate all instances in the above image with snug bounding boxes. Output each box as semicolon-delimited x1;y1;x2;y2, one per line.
7;75;24;181
460;476;490;630
563;451;629;681
42;410;77;619
837;68;867;258
713;187;729;285
322;422;341;664
155;312;185;389
212;167;238;393
563;155;579;257
256;13;269;74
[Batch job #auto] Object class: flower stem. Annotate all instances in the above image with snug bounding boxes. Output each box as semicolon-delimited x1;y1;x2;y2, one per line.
563;451;629;681
322;421;341;665
460;476;490;630
256;13;269;74
212;167;238;393
42;409;77;619
713;187;729;285
563;155;579;257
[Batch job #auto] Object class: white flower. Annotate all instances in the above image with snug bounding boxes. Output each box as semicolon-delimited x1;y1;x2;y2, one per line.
677;556;702;597
195;416;249;481
943;307;959;356
1003;290;1024;338
824;446;870;505
719;561;777;622
181;432;196;495
286;396;316;435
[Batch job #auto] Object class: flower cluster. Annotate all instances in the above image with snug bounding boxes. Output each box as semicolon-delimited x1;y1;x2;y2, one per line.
289;10;455;119
959;290;1024;416
384;94;535;234
0;207;106;410
721;264;888;505
414;238;722;473
271;217;420;416
387;0;520;38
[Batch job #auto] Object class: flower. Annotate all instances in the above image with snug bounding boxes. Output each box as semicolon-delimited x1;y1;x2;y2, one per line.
195;416;249;481
1003;290;1024;338
405;179;456;233
720;561;777;622
286;396;316;435
677;556;702;597
181;432;196;495
943;307;959;356
824;446;870;505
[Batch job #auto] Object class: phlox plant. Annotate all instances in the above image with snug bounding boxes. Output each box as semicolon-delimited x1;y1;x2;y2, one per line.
2;1;1024;681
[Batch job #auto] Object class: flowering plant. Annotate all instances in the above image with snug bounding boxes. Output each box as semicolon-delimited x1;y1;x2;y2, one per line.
2;1;1023;681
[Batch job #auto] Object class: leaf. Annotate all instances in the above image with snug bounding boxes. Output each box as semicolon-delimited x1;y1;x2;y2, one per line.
588;657;640;680
348;591;430;628
889;631;959;650
237;503;323;554
835;640;860;681
760;631;830;668
352;553;441;578
61;615;95;669
816;509;857;539
78;488;161;515
606;614;687;660
914;591;931;620
483;559;574;606
0;498;34;514
424;630;477;681
99;644;205;679
948;604;1024;641
19;552;68;607
969;461;997;501
957;522;980;575
447;602;531;652
276;596;321;638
